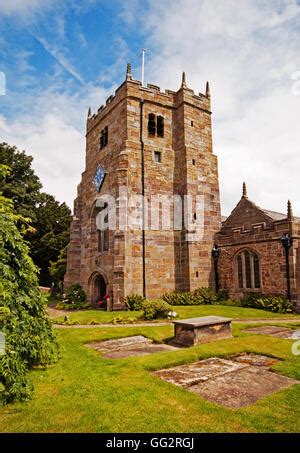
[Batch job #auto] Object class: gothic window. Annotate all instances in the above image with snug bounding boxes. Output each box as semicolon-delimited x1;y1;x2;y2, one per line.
245;251;251;289
97;203;109;253
236;251;261;290
237;255;243;289
97;229;102;252
157;116;164;137
253;254;260;288
103;213;109;252
148;113;156;136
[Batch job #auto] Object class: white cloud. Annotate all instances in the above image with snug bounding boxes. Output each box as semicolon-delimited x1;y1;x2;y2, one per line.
30;33;85;84
1;0;300;219
0;0;56;15
0;83;112;208
135;0;300;216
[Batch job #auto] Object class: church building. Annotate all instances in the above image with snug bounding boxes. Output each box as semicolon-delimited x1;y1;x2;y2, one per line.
64;65;300;312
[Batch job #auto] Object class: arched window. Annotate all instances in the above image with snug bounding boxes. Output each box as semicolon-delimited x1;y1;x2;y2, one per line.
253;254;260;289
236;251;261;290
96;202;109;253
237;255;243;288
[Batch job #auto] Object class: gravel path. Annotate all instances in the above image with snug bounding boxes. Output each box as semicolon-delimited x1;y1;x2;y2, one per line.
52;318;300;329
48;305;300;328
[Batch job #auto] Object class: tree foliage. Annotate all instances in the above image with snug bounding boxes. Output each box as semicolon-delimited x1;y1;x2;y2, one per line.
49;246;68;291
29;193;71;286
0;143;42;220
0;165;58;404
0;143;71;286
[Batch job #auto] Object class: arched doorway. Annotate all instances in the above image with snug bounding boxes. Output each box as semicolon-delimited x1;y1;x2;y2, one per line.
94;274;107;303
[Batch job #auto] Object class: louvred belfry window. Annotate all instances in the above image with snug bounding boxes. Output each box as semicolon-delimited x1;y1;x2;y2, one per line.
148;113;156;136
104;126;108;146
157;116;164;137
99;126;108;149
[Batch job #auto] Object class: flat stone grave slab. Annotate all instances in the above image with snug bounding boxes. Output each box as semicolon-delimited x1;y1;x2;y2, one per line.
229;352;279;368
153;355;298;409
244;326;300;339
172;316;232;346
87;335;177;359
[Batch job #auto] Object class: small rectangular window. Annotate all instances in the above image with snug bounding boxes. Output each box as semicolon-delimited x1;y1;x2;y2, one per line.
157;116;164;137
154;151;161;163
192;159;195;165
191;120;194;126
148;113;156;136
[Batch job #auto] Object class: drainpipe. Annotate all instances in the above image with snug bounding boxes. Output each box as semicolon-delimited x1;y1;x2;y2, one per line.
140;99;146;298
281;233;292;302
212;244;220;293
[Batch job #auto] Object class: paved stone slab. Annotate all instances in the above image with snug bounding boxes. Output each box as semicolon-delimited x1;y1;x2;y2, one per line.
154;358;247;387
173;316;232;327
89;335;152;352
102;344;176;359
189;366;298;409
244;326;300;339
153;354;299;409
88;335;177;358
230;353;279;368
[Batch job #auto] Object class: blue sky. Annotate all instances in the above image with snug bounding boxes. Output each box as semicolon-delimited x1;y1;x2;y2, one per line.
0;0;300;215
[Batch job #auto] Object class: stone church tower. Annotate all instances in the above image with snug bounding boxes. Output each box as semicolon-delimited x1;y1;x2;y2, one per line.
64;65;221;308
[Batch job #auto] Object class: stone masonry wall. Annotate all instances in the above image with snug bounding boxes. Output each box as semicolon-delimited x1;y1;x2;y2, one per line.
65;75;221;307
216;201;300;311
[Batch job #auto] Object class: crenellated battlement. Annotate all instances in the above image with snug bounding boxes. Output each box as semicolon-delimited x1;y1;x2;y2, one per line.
87;66;211;133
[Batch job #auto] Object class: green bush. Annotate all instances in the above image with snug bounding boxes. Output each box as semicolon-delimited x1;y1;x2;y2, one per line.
216;289;229;302
58;284;87;309
193;287;217;305
216;298;240;307
141;299;172;320
240;292;263;307
125;294;146;311
163;288;219;306
241;293;292;313
0;170;58;404
65;284;86;303
111;316;138;325
162;290;195;305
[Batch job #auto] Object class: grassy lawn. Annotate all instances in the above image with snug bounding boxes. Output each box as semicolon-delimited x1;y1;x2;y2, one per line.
0;322;299;432
51;304;300;325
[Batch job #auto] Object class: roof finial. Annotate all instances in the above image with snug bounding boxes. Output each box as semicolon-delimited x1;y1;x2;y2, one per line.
182;71;187;88
242;182;248;199
287;200;294;221
206;81;210;98
87;106;91;118
126;62;132;80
